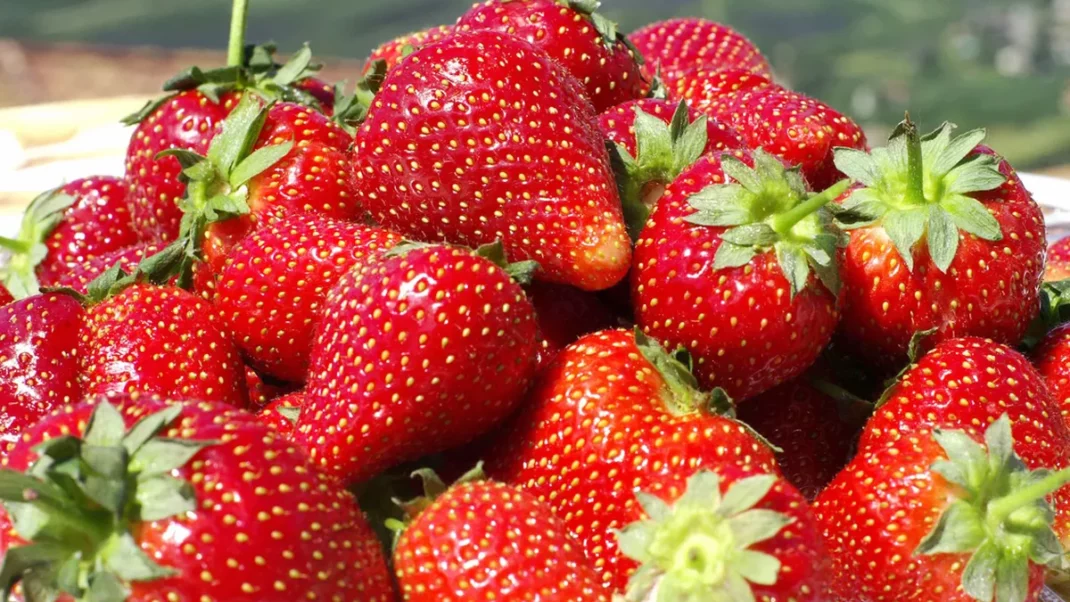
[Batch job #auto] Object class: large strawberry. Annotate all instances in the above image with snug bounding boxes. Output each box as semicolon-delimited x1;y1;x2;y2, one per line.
393;468;609;601
0;177;137;299
297;242;539;484
628;18;771;85
815;337;1070;601
817;415;1069;602
351;30;631;291
737;375;867;500
364;24;453;73
614;465;827;602
456;0;643;112
600;98;743;237
482;328;779;589
1047;236;1070;282
670;67;774;116
78;280;248;408
632;150;845;400
0;293;83;452
0;395;395;601
213;213;401;383
832;119;1045;371
124;3;336;244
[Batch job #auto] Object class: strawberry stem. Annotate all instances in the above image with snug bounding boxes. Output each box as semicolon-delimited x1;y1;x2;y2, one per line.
902;115;927;205
227;0;250;67
771;179;849;235
987;467;1070;528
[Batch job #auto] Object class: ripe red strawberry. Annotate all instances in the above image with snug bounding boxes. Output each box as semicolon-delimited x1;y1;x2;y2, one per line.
628;18;771;85
670;67;774;116
0;293;83;452
244;365;298;408
351;30;631;291
483;328;780;589
258;391;305;439
736;376;867;500
124;34;338;243
711;84;867;190
49;241;163;294
297;242;539;484
632;150;844;401
815;338;1070;600
0;395;395;601
213;214;401;383
599;98;744;236
832;119;1045;372
0;177;137;298
613;465;827;602
364;24;453;73
456;0;643;112
1031;323;1070;421
79;283;248;408
0;284;12;307
393;469;609;601
1047;236;1070;281
527;281;617;370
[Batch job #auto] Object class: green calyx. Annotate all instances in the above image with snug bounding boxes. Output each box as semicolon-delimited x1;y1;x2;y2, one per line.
552;0;643;61
384;464;486;547
685;150;849;298
331;59;387;134
386;240;541;285
634;329;732;417
122;43;328;125
0;402;211;602
616;470;792;602
610;101;710;239
137;94;292;291
831;115;1006;273
0;188;77;300
915;414;1070;602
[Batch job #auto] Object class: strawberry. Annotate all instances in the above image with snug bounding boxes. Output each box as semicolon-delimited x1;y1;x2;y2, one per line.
831;119;1045;372
613;465;827;602
48;241;163;294
0;293;83;452
632;150;845;400
0;394;395;601
815;337;1070;601
736;376;867;500
670;67;774;116
258;391;305;439
79;282;248;408
123;13;338;244
600;98;744;237
0;177;137;299
628;18;771;86
351;30;631;291
213;214;401;383
363;24;453;73
244;365;298;408
1032;323;1070;422
527;280;617;370
1047;236;1070;282
482;328;780;589
456;0;643;112
393;468;609;601
297;242;539;484
711;84;867;190
0;285;11;307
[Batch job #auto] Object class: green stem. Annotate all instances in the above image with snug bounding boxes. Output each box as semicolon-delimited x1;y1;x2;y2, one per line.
227;0;250;67
988;467;1070;526
0;236;30;255
771;179;850;234
903;115;927;205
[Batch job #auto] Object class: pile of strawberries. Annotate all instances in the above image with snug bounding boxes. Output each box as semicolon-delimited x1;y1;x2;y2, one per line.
4;0;1070;601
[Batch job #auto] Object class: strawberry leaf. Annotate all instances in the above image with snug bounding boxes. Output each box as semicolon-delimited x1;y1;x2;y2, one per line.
833;147;881;187
882;208;927;271
721;224;778;246
206;95;270;179
135;476;196;522
927;206;960;273
713;242;757;270
947;154;1006;194
774;243;811;298
229;140;293;187
930;126;987;177
270;44;314;86
941;194;1002;241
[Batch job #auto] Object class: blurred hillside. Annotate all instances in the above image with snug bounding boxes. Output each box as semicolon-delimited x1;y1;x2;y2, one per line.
4;0;1070;169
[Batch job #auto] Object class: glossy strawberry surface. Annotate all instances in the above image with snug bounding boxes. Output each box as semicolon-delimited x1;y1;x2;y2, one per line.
363;24;454;73
629;18;771;84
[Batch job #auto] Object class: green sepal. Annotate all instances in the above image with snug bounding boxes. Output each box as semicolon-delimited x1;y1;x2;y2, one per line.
275;405;301;424
617;470;793;602
611;101;710;240
634;328;717;416
472;241;541;285
913;415;1070;602
332;59;387;134
0;187;78;300
1023;279;1070;348
686;151;847;297
559;0;641;62
874;327;938;407
831;116;1006;275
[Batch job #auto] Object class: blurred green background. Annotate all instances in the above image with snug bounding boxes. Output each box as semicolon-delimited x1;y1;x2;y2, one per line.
5;0;1070;170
